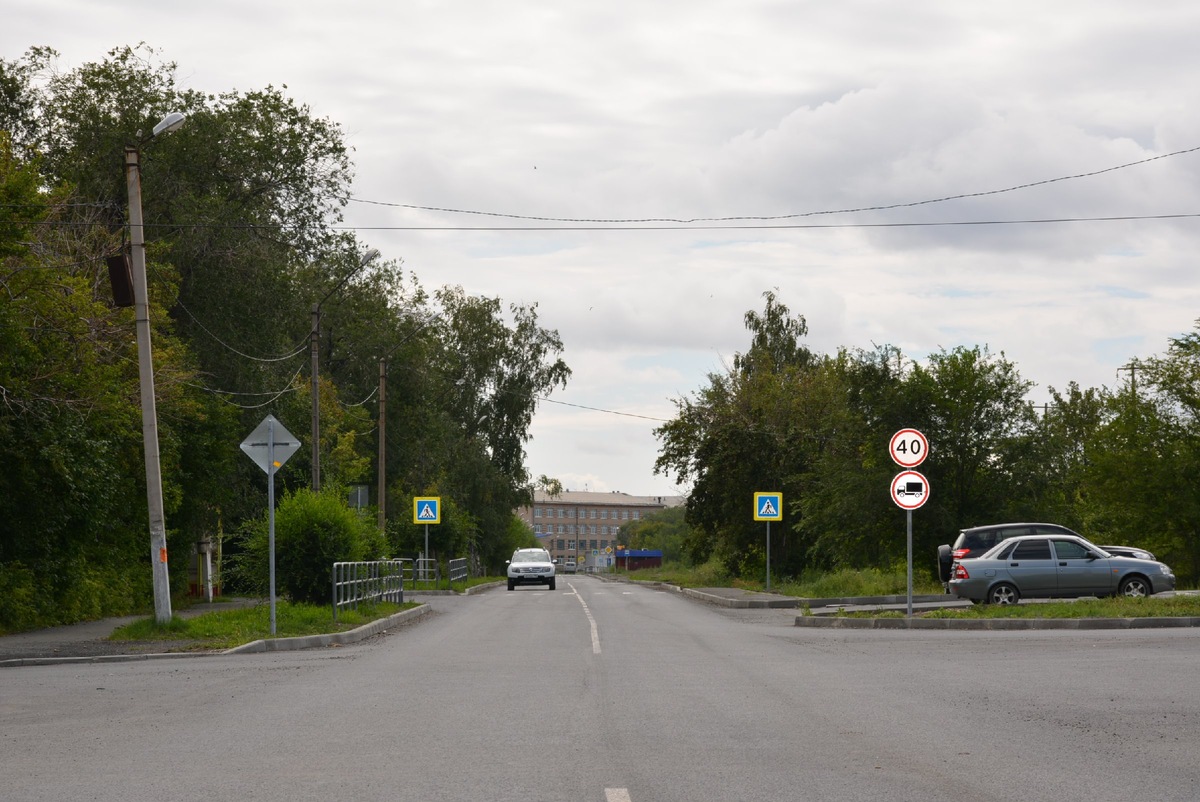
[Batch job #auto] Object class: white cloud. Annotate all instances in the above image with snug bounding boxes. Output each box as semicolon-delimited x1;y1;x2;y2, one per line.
7;0;1200;497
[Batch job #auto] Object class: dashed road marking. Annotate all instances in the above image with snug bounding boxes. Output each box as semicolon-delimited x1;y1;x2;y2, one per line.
605;789;632;802
568;584;601;654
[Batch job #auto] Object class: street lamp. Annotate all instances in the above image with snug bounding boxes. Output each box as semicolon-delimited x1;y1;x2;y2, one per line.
310;248;380;491
126;111;186;624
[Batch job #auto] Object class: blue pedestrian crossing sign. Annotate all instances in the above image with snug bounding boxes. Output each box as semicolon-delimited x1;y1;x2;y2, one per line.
754;492;783;521
413;497;441;524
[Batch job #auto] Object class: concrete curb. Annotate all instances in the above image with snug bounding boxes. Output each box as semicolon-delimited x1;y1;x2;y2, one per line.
680;587;800;608
560;576;1200;629
464;581;504;595
794;615;1200;630
1;651;218;668
591;577;953;611
225;604;431;653
2;604;432;667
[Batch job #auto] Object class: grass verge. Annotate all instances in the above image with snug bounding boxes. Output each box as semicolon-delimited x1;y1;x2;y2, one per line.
618;561;944;598
916;594;1200;619
110;600;419;650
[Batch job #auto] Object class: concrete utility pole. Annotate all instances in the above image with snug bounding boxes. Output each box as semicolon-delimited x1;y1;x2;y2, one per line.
1119;359;1140;441
310;248;380;492
374;314;437;533
125;111;186;624
377;357;387;532
311;302;321;491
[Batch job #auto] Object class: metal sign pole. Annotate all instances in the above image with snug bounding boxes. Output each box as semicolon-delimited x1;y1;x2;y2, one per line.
765;521;771;592
906;509;913;618
268;419;277;635
239;413;299;638
424;523;429;581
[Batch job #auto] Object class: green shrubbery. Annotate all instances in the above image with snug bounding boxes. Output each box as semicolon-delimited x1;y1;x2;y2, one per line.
231;487;387;605
0;559;149;634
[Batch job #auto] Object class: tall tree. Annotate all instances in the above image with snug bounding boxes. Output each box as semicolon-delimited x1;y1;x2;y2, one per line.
656;291;817;577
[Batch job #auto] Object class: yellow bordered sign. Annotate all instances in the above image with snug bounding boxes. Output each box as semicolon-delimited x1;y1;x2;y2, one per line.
413;496;441;524
753;492;783;521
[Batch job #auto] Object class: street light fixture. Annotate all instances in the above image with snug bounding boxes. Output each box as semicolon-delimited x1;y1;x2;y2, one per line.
125;111;186;624
310;248;380;491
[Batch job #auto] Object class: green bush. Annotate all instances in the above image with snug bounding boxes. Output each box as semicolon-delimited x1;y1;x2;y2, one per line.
0;562;38;633
0;558;149;633
231;487;386;605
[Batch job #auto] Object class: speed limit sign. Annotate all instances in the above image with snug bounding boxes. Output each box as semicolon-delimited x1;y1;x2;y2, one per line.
889;428;928;468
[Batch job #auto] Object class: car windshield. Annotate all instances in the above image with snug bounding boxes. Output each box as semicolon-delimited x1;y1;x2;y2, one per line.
513;551;549;563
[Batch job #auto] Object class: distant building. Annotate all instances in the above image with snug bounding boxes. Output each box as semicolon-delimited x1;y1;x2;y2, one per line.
517;490;684;569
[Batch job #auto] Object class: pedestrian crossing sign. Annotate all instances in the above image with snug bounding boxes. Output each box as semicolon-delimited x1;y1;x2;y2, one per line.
413;496;441;524
754;492;783;521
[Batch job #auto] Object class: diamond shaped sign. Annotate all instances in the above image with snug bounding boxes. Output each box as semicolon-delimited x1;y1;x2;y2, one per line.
240;415;301;475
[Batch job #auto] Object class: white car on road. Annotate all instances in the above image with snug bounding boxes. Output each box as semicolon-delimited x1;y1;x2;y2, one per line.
507;548;556;591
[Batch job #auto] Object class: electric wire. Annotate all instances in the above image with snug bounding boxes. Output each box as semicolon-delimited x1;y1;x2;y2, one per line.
341;384;380;408
347;144;1200;224
172;296;310;362
21;212;1200;233
329;212;1200;231
536;396;670;422
180;363;305;409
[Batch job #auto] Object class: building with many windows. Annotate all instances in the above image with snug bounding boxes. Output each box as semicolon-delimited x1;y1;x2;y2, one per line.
517;490;684;570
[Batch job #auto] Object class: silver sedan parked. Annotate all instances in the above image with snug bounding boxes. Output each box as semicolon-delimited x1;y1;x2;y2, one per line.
948;534;1175;605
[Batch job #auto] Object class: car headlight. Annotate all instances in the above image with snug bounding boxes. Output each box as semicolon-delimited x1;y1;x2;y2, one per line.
1158;563;1173;575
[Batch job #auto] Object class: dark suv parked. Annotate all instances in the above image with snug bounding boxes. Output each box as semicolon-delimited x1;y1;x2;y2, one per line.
936;523;1082;589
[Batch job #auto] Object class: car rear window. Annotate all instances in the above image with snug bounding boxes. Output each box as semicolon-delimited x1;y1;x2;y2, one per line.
961;526;1036;551
1012;539;1052;560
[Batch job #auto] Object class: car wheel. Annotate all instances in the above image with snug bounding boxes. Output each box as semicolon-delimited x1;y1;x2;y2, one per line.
1118;575;1151;598
986;583;1020;605
507;580;515;591
936;545;952;584
549;579;556;590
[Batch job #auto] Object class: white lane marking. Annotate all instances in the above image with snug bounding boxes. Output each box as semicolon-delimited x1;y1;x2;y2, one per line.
605;789;632;802
569;584;601;654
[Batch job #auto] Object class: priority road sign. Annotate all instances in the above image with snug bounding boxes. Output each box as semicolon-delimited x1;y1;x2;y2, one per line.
413;497;441;524
240;414;300;475
754;492;783;521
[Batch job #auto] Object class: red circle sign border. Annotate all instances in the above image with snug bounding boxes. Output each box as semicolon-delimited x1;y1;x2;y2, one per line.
891;469;929;510
889;428;929;468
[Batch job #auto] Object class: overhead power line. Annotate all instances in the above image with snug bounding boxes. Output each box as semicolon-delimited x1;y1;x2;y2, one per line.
333;213;1200;231
537;396;670;422
348;144;1200;224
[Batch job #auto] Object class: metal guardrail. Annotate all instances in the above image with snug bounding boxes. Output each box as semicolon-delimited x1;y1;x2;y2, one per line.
412;558;440;587
448;557;468;584
332;559;409;622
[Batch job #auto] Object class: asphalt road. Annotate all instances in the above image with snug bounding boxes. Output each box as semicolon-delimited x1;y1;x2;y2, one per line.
2;576;1198;801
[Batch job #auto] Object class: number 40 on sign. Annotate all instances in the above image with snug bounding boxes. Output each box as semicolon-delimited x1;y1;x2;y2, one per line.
889;428;928;468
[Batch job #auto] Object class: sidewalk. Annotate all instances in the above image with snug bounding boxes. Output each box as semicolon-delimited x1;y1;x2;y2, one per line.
0;587;482;668
0;599;261;666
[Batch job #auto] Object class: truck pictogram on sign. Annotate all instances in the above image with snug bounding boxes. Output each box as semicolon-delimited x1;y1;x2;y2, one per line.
890;470;929;510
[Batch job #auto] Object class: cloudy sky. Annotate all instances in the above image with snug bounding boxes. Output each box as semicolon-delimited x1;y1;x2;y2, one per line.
7;2;1200;497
